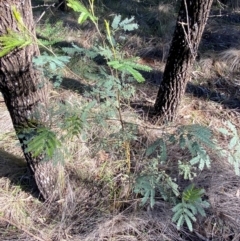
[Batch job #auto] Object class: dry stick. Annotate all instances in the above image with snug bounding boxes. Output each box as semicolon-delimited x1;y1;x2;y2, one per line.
181;0;196;58
35;3;56;24
0;217;47;241
32;4;56;9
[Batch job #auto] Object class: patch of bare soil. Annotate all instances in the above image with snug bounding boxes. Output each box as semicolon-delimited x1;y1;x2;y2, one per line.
0;95;13;133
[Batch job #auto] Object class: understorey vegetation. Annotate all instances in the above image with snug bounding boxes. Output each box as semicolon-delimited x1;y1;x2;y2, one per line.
0;0;240;240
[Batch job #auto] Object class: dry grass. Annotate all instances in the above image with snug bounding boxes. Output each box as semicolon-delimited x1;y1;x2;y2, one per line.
218;49;240;72
1;1;240;240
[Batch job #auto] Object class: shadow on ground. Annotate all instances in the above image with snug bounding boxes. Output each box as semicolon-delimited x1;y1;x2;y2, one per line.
57;77;92;94
0;150;41;198
186;81;240;110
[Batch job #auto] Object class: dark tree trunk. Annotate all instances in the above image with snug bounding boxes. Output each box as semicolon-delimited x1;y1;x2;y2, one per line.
154;0;213;124
0;0;63;201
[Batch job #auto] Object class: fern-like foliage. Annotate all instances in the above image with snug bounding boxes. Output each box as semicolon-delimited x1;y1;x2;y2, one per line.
134;159;179;208
146;124;216;174
33;52;70;69
179;125;216;149
0;30;32;57
63;114;82;139
134;175;156;208
17;99;96;164
138;124;215;215
108;58;152;82
178;161;196;180
172;184;210;231
175;124;215;170
45;99;93;139
219;121;240;175
134;172;179;208
111;15;139;31
23;127;61;158
67;0;97;24
145;138;167;163
62;43;99;59
33;52;70;87
62;43;98;59
0;6;32;57
37;21;64;46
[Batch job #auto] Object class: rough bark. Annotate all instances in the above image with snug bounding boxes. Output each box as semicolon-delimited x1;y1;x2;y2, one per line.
154;0;213;124
0;0;63;201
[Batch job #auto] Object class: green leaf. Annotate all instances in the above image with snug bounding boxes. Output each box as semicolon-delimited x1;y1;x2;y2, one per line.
67;0;97;24
186;203;197;215
81;100;96;123
25;127;61;158
190;155;200;166
229;136;238;149
150;189;155;208
231;155;240;176
123;23;139;31
0;30;32;57
141;189;150;206
78;12;88;24
111;15;121;29
33;53;70;70
181;124;216;149
183;184;205;202
176;214;184;230
184;214;193;232
108;58;151;83
218;128;229;135
146;139;163;156
67;0;88;13
173;206;184;222
172;210;182;223
195;205;206;217
168;134;176;143
160;141;167;163
12;6;24;26
201;200;210;209
184;208;196;222
179;134;186;149
119;16;135;26
125;66;145;82
172;203;183;213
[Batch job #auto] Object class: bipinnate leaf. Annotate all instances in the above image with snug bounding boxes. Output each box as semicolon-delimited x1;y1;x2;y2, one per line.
67;0;97;24
0;30;32;57
25;127;61;158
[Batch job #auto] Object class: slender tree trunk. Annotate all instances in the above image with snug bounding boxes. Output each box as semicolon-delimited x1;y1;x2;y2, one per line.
0;0;63;201
154;0;213;124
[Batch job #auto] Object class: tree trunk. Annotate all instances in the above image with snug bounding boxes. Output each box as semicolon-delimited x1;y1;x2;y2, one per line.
0;0;63;201
154;0;213;124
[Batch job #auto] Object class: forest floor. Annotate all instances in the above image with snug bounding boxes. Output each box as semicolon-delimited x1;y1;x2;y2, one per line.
1;0;240;240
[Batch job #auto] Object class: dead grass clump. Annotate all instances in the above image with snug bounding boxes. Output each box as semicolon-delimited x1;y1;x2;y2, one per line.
42;178;102;241
194;156;240;240
80;210;186;241
218;49;240;74
0;178;31;227
196;57;215;78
